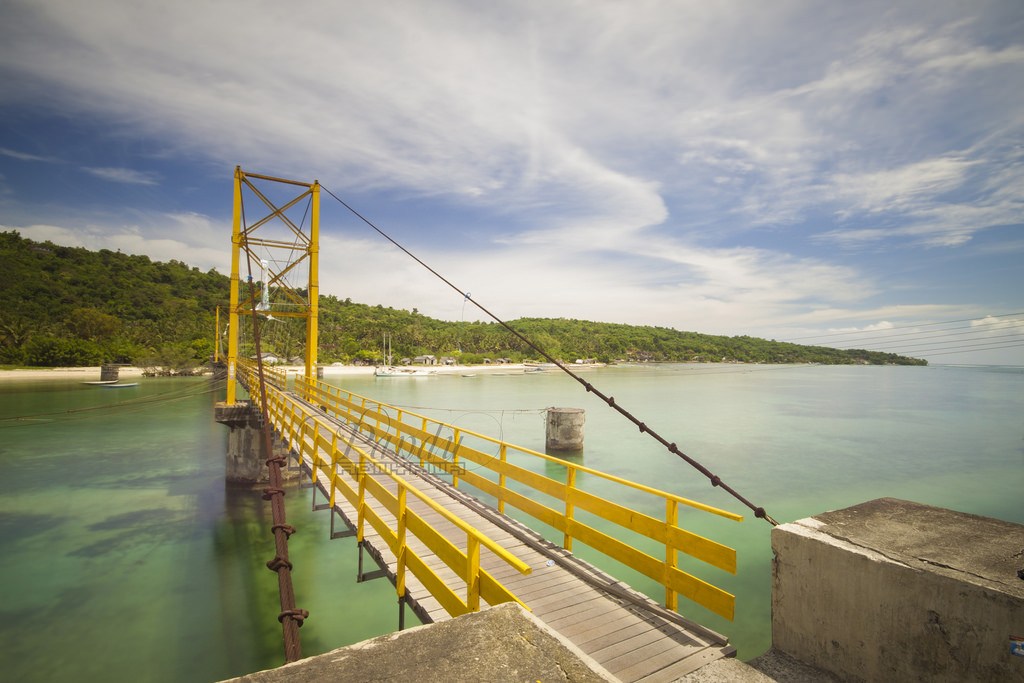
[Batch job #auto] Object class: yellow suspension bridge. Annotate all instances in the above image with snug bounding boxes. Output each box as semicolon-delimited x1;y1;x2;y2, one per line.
218;168;745;681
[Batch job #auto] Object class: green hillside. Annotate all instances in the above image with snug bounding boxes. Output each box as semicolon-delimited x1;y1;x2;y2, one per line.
0;231;926;368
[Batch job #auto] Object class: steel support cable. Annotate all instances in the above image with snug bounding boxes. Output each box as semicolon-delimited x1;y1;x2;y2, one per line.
240;202;308;663
322;186;778;526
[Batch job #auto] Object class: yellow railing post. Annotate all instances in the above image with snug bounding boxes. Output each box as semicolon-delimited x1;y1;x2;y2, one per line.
397;486;408;601
419;417;428;467
451;429;462;488
498;444;507;514
356;448;368;543
666;499;679;611
466;535;480;612
564;468;577;551
311;422;321;484
329;431;338;508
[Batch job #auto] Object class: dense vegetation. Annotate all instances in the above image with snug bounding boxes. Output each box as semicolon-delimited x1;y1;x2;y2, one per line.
0;231;926;368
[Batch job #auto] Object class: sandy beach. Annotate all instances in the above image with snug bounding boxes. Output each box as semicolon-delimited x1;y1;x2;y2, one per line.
0;361;609;382
0;366;148;381
0;362;596;382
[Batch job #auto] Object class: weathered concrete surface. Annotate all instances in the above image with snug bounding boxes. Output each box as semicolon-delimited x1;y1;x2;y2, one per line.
745;649;843;682
676;648;841;682
220;602;617;683
215;401;297;485
546;407;585;451
772;498;1024;682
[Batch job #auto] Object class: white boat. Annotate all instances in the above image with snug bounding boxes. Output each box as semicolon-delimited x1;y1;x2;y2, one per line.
82;380;120;385
375;366;436;377
101;382;139;388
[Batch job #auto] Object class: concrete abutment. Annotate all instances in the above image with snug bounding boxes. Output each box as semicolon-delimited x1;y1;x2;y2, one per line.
215;401;294;484
769;498;1024;682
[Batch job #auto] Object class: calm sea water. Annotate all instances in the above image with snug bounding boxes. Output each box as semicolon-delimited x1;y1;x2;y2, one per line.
1;364;1021;680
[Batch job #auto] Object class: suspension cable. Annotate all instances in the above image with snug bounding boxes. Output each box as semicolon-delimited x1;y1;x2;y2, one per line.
322;186;778;526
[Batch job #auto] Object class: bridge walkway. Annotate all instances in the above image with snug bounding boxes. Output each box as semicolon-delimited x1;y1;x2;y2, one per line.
280;390;736;682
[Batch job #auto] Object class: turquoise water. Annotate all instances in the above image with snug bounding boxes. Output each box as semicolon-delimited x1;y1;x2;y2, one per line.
1;364;1021;680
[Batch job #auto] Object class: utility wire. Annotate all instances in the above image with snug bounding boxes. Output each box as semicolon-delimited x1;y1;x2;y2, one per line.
322;186;778;526
784;312;1024;343
780;313;1024;360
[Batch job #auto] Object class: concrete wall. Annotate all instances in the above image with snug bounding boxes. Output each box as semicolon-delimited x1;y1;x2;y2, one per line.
771;498;1024;682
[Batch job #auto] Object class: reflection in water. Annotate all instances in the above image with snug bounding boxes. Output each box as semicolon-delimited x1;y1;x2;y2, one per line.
214;486;281;675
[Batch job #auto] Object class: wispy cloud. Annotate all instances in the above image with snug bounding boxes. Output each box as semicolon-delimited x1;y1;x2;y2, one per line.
82;167;160;185
0;147;61;163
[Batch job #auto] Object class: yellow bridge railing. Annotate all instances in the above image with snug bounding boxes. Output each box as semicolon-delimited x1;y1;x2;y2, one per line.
290;373;743;620
236;359;532;619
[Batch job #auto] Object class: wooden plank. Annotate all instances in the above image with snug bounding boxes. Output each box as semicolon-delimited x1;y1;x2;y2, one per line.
537;594;616;627
598;632;691;676
575;618;661;654
529;584;604;613
508;574;588;603
557;610;641;643
611;642;712;682
632;645;726;682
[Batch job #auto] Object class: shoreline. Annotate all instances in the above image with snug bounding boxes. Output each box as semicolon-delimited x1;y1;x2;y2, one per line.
0;366;149;381
0;362;609;381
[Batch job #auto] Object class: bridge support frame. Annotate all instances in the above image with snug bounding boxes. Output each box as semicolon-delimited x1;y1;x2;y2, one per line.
226;167;319;404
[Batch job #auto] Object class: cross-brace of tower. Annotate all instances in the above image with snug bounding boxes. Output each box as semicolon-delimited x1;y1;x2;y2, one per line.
226;166;319;404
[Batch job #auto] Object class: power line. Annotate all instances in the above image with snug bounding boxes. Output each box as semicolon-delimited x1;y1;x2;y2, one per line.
784;312;1024;343
780;313;1024;359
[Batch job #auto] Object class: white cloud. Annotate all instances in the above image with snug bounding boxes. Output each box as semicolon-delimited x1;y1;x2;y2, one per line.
970;315;1024;335
82;167;160;185
829;157;976;215
0;147;61;163
8;214;230;273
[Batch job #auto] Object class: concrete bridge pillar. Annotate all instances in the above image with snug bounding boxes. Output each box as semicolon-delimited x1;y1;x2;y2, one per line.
214;401;292;484
546;407;585;451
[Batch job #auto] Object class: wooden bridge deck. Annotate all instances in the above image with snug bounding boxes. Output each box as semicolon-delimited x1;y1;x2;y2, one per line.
280;395;735;682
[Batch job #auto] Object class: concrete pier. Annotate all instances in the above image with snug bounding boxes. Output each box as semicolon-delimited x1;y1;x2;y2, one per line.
771;498;1024;682
214;401;293;484
546;407;585;451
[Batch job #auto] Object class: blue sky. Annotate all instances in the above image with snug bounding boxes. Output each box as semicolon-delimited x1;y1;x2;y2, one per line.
1;0;1022;364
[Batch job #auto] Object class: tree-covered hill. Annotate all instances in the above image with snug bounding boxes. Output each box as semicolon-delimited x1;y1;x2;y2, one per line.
0;231;926;367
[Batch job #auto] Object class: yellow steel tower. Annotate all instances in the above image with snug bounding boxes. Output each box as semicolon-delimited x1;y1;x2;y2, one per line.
226;167;319;404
